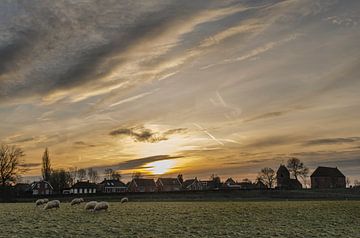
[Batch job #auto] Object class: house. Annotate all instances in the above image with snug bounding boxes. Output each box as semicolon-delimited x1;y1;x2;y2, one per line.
182;178;203;191
99;179;127;193
30;181;54;195
14;183;31;196
255;180;267;189
238;181;256;190
156;178;182;192
201;177;222;190
128;178;157;192
70;181;97;194
276;165;302;189
223;178;241;189
310;166;346;189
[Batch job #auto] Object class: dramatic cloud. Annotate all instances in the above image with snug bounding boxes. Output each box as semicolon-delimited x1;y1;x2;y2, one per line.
110;126;187;143
304;137;360;146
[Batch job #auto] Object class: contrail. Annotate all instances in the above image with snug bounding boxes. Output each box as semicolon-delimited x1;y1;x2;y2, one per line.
193;123;224;146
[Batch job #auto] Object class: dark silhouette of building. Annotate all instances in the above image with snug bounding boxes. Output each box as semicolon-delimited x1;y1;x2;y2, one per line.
99;178;127;193
128;178;157;192
276;165;302;189
182;178;203;191
310;166;346;189
70;181;97;194
156;178;182;192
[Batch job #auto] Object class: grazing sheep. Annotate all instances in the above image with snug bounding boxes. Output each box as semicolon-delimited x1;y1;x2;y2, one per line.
35;199;48;207
85;201;97;211
44;200;60;210
71;198;84;206
93;201;109;212
121;197;128;203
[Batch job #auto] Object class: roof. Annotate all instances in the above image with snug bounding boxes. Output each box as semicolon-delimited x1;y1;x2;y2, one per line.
31;180;54;190
311;167;345;178
157;178;181;186
277;165;290;175
100;179;126;187
132;178;156;187
225;178;236;185
72;181;97;189
182;179;198;187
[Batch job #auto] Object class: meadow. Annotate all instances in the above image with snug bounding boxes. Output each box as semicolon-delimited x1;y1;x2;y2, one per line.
0;201;359;238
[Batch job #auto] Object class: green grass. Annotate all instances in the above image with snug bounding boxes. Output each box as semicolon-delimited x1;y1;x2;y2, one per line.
0;201;359;237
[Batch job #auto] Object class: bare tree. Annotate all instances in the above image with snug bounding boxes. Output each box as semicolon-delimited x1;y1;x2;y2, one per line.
104;168;113;180
69;167;78;185
41;148;51;181
354;180;360;188
287;157;309;180
346;177;351;188
0;144;25;186
78;168;87;181
88;168;99;183
258;167;276;188
111;170;121;180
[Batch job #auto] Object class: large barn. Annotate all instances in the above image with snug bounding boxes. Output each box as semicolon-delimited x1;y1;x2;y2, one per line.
310;167;346;189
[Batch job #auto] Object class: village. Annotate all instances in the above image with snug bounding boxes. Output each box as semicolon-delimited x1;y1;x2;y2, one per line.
12;163;354;197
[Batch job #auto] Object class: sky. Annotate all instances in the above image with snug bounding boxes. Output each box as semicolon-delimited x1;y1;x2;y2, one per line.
1;0;360;183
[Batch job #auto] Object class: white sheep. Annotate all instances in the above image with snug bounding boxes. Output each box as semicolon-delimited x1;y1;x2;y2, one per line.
70;198;84;206
120;197;128;203
44;200;60;210
93;201;109;212
84;201;98;211
35;199;48;207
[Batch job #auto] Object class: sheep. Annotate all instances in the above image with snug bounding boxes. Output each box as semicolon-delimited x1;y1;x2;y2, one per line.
84;201;98;211
35;199;48;207
93;201;109;212
70;198;84;206
120;197;128;204
44;200;60;210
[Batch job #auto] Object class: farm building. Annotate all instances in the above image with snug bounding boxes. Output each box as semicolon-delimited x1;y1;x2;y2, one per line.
99;179;127;193
276;165;302;189
30;181;53;195
14;183;31;196
128;178;157;192
70;181;97;194
310;166;346;189
156;178;182;191
223;178;241;189
182;178;203;191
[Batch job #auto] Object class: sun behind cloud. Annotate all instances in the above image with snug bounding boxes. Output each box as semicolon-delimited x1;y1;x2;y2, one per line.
146;159;177;175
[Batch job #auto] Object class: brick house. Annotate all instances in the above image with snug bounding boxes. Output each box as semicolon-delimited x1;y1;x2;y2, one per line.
311;166;346;189
156;178;182;192
128;178;157;192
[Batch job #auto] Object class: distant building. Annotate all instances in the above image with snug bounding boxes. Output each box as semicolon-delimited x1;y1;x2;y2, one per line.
14;183;31;196
310;166;346;189
276;165;302;189
223;178;241;189
156;178;182;192
99;179;127;193
70;181;97;194
255;180;267;189
30;181;53;195
182;178;203;191
128;178;157;192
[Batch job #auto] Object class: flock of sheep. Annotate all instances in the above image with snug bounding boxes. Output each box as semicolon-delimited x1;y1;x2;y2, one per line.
35;197;128;212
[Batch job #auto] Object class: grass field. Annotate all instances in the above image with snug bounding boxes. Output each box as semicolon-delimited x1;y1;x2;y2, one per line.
0;201;359;237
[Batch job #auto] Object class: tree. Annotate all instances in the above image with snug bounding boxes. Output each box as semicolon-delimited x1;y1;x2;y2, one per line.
111;170;121;180
88;168;99;183
41;148;51;181
0;144;25;186
104;168;113;180
69;167;78;185
354;180;360;188
49;169;72;193
258;167;276;188
78;168;87;181
286;157;309;181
